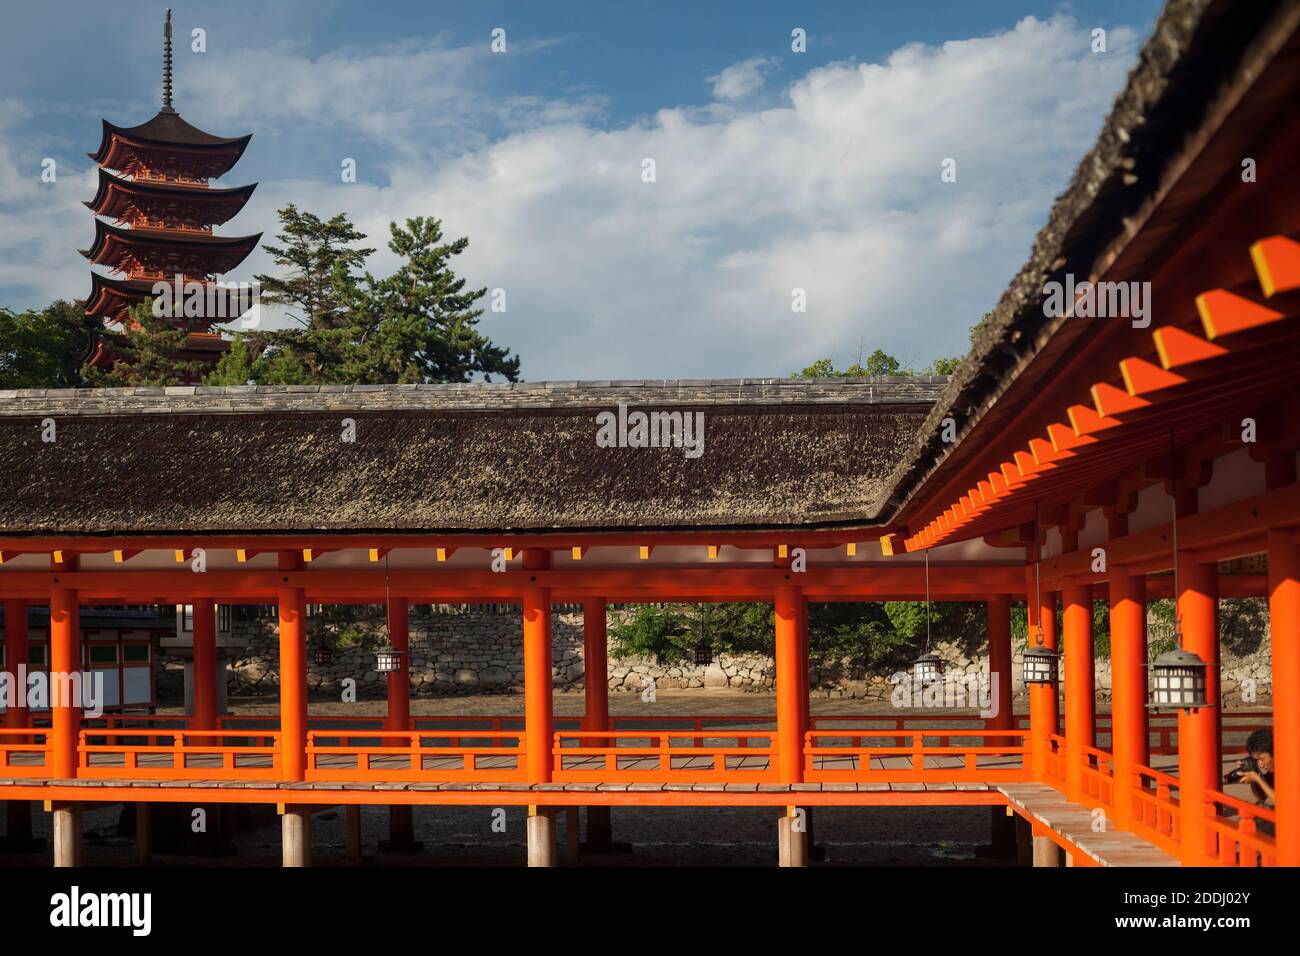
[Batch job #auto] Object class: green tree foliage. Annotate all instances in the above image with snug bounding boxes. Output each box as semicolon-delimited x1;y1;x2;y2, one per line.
792;348;906;380
610;600;978;669
0;299;98;388
81;299;206;387
254;203;375;329
208;205;520;385
797;312;995;380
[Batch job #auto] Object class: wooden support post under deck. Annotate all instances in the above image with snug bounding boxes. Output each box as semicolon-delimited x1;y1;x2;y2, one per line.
281;805;311;867
1109;574;1148;829
52;804;82;867
135;803;152;865
346;805;362;862
777;806;807;867
1031;831;1062;867
1014;814;1033;866
1062;581;1094;802
192;597;217;730
1269;528;1300;866
774;586;804;784
526;806;557;867
1177;556;1219;865
563;807;580;863
49;586;81;780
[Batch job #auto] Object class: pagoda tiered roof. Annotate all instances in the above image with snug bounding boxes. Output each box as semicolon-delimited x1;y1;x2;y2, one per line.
81;218;261;276
84;272;255;325
87;112;252;180
85;167;256;227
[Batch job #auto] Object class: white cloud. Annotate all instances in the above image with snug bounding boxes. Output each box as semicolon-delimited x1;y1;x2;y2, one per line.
2;15;1141;382
708;56;777;100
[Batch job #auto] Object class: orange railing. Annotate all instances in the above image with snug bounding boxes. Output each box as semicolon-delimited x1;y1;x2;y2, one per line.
803;728;1030;783
1077;743;1115;812
552;729;776;783
0;727;50;777
1203;788;1277;867
1045;734;1067;786
1127;763;1182;857
77;728;281;780
305;729;526;782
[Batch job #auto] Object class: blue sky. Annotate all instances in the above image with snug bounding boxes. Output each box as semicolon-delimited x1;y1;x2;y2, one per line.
1;0;1166;379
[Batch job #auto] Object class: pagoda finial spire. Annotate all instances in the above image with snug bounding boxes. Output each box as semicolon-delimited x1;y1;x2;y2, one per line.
162;8;175;113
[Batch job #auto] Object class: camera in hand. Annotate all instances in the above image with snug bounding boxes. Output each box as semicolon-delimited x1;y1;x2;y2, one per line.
1223;756;1259;785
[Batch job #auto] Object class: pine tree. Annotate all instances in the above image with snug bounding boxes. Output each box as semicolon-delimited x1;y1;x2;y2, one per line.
209;206;519;385
82;299;206;387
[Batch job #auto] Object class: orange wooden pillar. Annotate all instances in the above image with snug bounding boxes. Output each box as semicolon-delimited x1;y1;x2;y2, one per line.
4;599;29;731
986;593;1016;855
1027;591;1059;780
582;597;613;852
774;586;803;784
582;598;609;736
986;595;1013;731
385;597;411;732
1062;582;1095;802
1108;574;1148;829
522;550;553;784
49;586;81;779
3;599;36;849
774;586;807;866
277;554;308;782
192;597;218;730
522;551;556;866
1268;527;1300;866
797;594;810;737
1176;555;1219;865
384;597;418;851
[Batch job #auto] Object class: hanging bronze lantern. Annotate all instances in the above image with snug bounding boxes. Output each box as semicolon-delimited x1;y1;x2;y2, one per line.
314;642;333;666
1022;506;1058;686
1148;648;1209;712
912;651;944;687
374;557;402;673
1022;641;1059;685
375;644;403;673
1147;451;1212;714
694;640;714;666
912;550;944;686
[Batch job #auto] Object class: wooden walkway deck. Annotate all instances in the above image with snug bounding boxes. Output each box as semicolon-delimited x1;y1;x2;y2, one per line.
998;783;1180;867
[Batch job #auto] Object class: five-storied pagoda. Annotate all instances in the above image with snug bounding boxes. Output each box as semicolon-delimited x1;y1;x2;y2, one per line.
82;9;259;376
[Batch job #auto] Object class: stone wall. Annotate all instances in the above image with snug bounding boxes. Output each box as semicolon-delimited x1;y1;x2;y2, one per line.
198;604;1272;704
220;604;776;699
